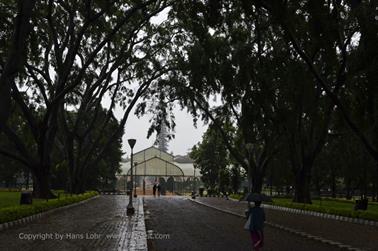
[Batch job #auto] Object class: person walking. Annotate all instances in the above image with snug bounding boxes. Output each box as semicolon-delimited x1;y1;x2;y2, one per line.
246;201;265;251
157;183;161;197
153;183;157;197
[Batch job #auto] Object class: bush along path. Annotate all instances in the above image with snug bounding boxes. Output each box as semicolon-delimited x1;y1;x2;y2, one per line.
0;191;99;230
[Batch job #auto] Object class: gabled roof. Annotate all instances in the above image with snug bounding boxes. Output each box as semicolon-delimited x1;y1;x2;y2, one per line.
121;156;185;177
131;146;174;163
119;146;200;177
133;146;173;158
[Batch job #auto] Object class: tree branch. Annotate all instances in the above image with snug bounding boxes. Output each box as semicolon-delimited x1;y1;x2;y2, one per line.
0;0;36;125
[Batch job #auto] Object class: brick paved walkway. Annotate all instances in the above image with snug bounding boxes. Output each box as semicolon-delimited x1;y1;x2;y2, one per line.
0;195;147;251
195;197;378;251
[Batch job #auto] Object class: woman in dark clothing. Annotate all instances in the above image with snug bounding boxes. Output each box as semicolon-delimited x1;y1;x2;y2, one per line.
153;184;157;197
157;183;161;196
247;201;266;250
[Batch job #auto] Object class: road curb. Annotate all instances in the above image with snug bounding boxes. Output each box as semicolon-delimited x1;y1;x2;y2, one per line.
99;192;125;195
128;197;148;251
189;198;365;251
0;195;100;232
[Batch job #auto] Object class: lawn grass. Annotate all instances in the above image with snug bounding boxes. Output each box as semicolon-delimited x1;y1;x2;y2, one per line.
0;191;21;209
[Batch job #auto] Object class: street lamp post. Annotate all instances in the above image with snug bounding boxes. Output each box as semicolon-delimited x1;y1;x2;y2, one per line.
192;165;196;199
123;174;126;194
134;162;138;198
127;139;136;216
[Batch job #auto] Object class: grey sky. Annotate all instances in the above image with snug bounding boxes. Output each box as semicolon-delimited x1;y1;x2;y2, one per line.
118;103;207;157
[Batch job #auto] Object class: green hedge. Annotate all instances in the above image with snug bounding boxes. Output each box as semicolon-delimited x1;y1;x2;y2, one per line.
270;200;378;222
0;191;98;224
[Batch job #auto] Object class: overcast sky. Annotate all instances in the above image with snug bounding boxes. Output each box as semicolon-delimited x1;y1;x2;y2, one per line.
100;85;208;159
115;103;207;158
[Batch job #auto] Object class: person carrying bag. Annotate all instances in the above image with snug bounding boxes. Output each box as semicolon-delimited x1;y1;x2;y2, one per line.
244;201;266;251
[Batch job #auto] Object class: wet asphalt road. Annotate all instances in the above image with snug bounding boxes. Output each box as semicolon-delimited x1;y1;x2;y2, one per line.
144;196;339;251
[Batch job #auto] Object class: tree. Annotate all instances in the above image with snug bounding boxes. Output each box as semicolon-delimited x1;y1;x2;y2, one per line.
0;0;36;126
0;0;171;198
154;121;170;152
81;111;123;192
230;165;244;194
268;150;294;196
245;0;378;199
58;107;123;193
276;57;335;203
334;131;375;200
0;100;34;188
190;123;230;192
153;0;284;193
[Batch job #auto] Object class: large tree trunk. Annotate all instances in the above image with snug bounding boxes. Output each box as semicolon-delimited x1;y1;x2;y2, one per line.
252;173;263;193
66;138;86;194
71;171;82;194
345;178;352;200
314;178;321;197
32;167;55;199
331;170;336;198
294;162;312;204
289;142;314;204
374;170;378;202
65;135;75;194
72;176;82;194
72;166;86;194
251;170;263;193
77;172;86;194
251;161;268;193
67;163;75;194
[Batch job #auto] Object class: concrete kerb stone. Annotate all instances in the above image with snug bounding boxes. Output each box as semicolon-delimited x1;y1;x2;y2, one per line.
189;198;364;251
131;197;148;251
0;195;100;232
99;192;124;195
